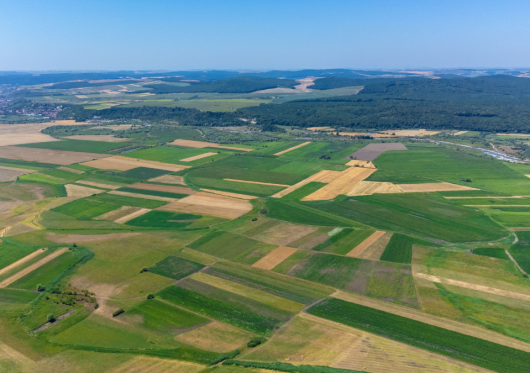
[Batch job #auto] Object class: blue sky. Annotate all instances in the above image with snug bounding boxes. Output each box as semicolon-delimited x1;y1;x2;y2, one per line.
1;0;529;71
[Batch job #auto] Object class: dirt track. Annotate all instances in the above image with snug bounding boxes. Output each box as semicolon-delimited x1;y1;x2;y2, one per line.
274;142;311;156
0;248;47;276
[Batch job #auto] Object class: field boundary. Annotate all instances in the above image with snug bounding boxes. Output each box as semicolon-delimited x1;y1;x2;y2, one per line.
345;231;385;257
224;179;290;187
0;248;47;276
274;142;311;156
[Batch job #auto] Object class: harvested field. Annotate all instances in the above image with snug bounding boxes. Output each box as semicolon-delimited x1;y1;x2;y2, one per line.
497;133;530;137
331;291;530;353
168;139;252;151
398;182;478;192
0;122;71;146
0;247;68;288
76;180;122;190
454;131;469;135
252;246;298;270
109;356;205;373
128;183;195;195
46;232;140;243
373;129;440;137
307;126;334;131
174;321;253;353
272;170;341;198
180;152;217;162
344;143;407;161
114;208;151;224
302;167;377;201
253;222;317;246
358;232;393;261
82;155;189;172
65;184;105;198
147;174;186;185
108;190;176;202
346;181;403;196
0;167;35;182
0;146;109;165
274;142;311;156
200;188;258;200
224;178;290;187
62;135;128;142
345;160;376;168
57;166;84;174
0;248;47;276
94;125;134;130
415;273;530;302
346;231;386;257
157;191;252;219
95;205;140;221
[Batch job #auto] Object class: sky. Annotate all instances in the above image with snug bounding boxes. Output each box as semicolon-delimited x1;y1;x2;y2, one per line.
1;0;529;71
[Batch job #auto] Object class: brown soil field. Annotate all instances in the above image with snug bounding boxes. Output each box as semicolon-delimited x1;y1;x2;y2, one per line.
253;222;317;246
252;246;298;270
168;139;253;152
4;224;36;237
272;170;342;198
46;232;140;243
65;184;105;198
346;231;386;257
148;175;186;185
454;131;469;135
372;129;440;137
200;188;257;200
82;155;190;172
302;167;377;201
398;182;478;192
114;208;151;224
0;247;68;288
174;321;252;353
75;180;122;190
224;178;290;187
346;181;403;196
344;143;407;161
345;160;376;168
180;152;217;162
158;192;251;219
128;183;194;195
0;248;47;276
274;142;311;156
415;273;530;302
62;135;128;142
0;165;37;174
57;166;84;174
110;356;205;373
0;167;35;182
358;232;393;260
95;206;140;221
332;291;530;352
108;190;176;202
0;146;109;165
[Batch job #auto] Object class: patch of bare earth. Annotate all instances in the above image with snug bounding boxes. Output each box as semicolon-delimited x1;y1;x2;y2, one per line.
45;232;141;243
252;247;298;270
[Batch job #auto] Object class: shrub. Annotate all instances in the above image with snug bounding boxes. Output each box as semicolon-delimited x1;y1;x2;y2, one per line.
37;284;46;292
112;309;124;317
147;294;155;299
47;314;55;323
247;336;267;348
260;209;267;214
140;268;149;273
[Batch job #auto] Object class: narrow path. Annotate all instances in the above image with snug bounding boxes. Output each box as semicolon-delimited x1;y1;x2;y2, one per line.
505;250;527;275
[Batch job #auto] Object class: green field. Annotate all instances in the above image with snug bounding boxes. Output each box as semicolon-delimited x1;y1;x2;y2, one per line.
312;228;375;255
18;140;122;153
307;298;530;373
281;182;326;200
380;233;436;264
118;187;188;199
118;167;170;180
149;256;205;280
0;288;39;303
509;231;530;273
88;193;168;208
472;247;510;260
52;199;119;219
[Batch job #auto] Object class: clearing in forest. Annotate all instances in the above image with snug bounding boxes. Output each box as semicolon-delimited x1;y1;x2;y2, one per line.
252;246;298;270
168;139;253;151
346;231;386;257
180;152;218;162
274;142;311;156
82;155;190;172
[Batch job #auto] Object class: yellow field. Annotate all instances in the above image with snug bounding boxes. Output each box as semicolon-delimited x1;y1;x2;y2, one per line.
346;231;385;257
65;184;105;198
339;132;366;137
372;129;440;137
454;131;469;135
272;170;341;198
346;181;403;196
114;208;151;224
82;155;190;172
168;139;253;151
0;165;37;174
189;272;305;312
252;246;298;270
398;182;478;192
0;120;87;146
307;127;334;131
110;356;205;373
175;321;253;353
200;188;258;200
302;167;376;201
274;142;311;156
0;146;109;165
345;160;376;168
180;152;217;162
224;178;290;187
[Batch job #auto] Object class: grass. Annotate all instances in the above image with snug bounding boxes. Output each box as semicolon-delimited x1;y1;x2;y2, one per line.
117;187;187;199
88;193;167;209
52;199;119;219
121;299;209;335
472;247;510;260
149;256;205;280
126;211;200;229
119;167;170;180
19;140;122;153
265;199;357;227
307;297;530;373
0;242;42;269
312;228;375;255
281;182;326;200
187;177;283;197
380;233;436;264
187;231;263;261
19;173;66;185
0;288;39;303
509;231;530;273
158;279;292;335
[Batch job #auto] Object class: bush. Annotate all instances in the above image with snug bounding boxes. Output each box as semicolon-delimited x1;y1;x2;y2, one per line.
47;313;55;323
260;209;267;214
37;284;46;292
140;268;149;273
112;309;124;317
247;336;267;348
147;294;155;299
